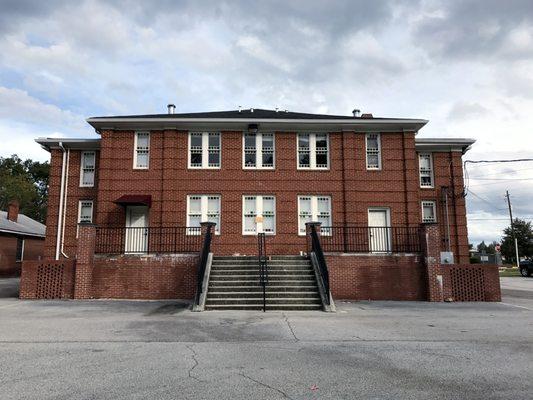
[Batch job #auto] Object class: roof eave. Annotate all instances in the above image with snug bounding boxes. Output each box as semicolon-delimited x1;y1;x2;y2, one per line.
86;117;428;133
415;138;476;153
35;138;101;152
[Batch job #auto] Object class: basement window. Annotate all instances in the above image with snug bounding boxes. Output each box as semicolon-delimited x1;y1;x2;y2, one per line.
134;132;150;169
297;133;329;169
80;151;95;187
366;133;381;170
419;153;434;188
243;132;275;169
421;201;437;223
188;132;220;169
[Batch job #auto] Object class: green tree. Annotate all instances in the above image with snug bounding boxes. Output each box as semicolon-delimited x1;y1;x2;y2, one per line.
477;241;488;253
501;219;533;263
0;155;49;223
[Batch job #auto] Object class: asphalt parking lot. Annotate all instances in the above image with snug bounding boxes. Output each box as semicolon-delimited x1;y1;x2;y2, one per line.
1;277;532;400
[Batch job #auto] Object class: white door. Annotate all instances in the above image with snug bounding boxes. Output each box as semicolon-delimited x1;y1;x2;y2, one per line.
125;206;148;253
368;209;391;252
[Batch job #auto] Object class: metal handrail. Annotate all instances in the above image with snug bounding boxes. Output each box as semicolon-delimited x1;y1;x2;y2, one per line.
307;224;330;305
195;223;215;306
258;232;268;312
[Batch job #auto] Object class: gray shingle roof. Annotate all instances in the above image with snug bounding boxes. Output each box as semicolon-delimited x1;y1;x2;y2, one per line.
0;211;46;238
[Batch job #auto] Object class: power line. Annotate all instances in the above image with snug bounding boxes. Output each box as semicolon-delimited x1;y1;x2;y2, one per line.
465;158;533;164
468;177;533;181
467;189;507;211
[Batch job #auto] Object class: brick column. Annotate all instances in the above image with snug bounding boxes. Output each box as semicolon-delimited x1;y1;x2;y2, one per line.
421;223;443;302
74;222;96;299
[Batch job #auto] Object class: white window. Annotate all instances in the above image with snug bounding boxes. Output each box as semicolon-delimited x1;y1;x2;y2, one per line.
421;201;437;223
298;196;332;235
188;132;220;168
419;153;434;188
187;195;220;234
242;195;276;235
134;132;150;169
366;133;381;170
78;200;94;223
80;151;95;187
243;132;275;169
297;133;329;169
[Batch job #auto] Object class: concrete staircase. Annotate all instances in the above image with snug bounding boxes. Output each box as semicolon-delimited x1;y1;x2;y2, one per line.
205;255;323;311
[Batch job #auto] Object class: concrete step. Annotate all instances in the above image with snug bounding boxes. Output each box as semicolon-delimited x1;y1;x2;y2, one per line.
207;286;319;292
209;280;317;286
205;304;323;311
208;274;316;281
213;256;308;260
211;261;311;266
211;269;314;276
205;298;322;305
207;291;320;299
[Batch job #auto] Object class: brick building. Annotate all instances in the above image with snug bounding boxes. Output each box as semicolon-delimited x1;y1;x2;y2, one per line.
20;108;500;308
1;201;45;277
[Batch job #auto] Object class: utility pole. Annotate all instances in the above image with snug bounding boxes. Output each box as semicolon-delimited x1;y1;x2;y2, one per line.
505;190;520;268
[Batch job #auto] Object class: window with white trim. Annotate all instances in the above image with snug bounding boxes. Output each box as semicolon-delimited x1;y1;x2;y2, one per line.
421;201;437;223
78;200;93;223
243;195;276;235
366;133;381;170
189;132;220;168
243;132;274;168
186;195;221;234
16;238;24;262
419;153;434;188
80;151;95;187
297;133;329;169
298;196;332;235
134;132;150;169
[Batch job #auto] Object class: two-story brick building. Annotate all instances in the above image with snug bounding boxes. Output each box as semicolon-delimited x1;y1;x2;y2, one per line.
20;108;501;309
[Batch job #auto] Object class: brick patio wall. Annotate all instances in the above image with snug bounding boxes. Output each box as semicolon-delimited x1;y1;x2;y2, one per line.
326;253;427;300
19;259;76;299
441;264;501;302
91;254;198;299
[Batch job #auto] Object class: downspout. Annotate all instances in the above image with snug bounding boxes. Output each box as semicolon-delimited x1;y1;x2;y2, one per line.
60;148;70;258
55;142;67;260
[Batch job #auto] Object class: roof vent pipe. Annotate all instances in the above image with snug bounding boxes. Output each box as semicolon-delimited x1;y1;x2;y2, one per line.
250;108;254;113
275;107;279;112
167;104;175;114
238;106;242;113
352;109;361;117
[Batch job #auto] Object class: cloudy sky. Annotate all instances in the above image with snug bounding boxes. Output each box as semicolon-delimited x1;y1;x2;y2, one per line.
0;0;532;244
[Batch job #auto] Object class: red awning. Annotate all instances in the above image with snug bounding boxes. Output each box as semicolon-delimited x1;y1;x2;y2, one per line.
113;195;152;207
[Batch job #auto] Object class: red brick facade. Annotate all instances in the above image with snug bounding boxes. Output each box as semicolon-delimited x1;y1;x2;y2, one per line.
43;130;469;259
0;234;44;277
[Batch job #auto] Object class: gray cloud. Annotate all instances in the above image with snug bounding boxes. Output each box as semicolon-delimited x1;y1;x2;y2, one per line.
413;0;533;61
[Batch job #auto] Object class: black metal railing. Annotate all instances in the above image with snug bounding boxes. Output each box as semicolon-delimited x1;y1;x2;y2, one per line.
307;223;330;305
95;226;202;254
258;232;268;312
195;222;215;306
316;226;421;254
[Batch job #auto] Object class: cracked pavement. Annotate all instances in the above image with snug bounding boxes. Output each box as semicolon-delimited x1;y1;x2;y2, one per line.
1;278;532;399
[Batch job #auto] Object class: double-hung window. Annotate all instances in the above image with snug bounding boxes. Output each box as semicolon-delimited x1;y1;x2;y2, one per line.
187;195;221;234
366;133;381;170
243;132;274;168
134;132;150;169
419;153;434;188
77;200;93;237
243;195;276;235
189;132;220;168
80;151;95;187
421;201;437;223
298;196;332;235
297;133;329;169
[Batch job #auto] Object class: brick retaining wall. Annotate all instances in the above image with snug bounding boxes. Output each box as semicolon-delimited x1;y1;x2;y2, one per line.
326;253;427;300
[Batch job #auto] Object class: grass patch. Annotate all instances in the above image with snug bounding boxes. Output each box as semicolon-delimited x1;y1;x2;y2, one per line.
499;268;521;277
